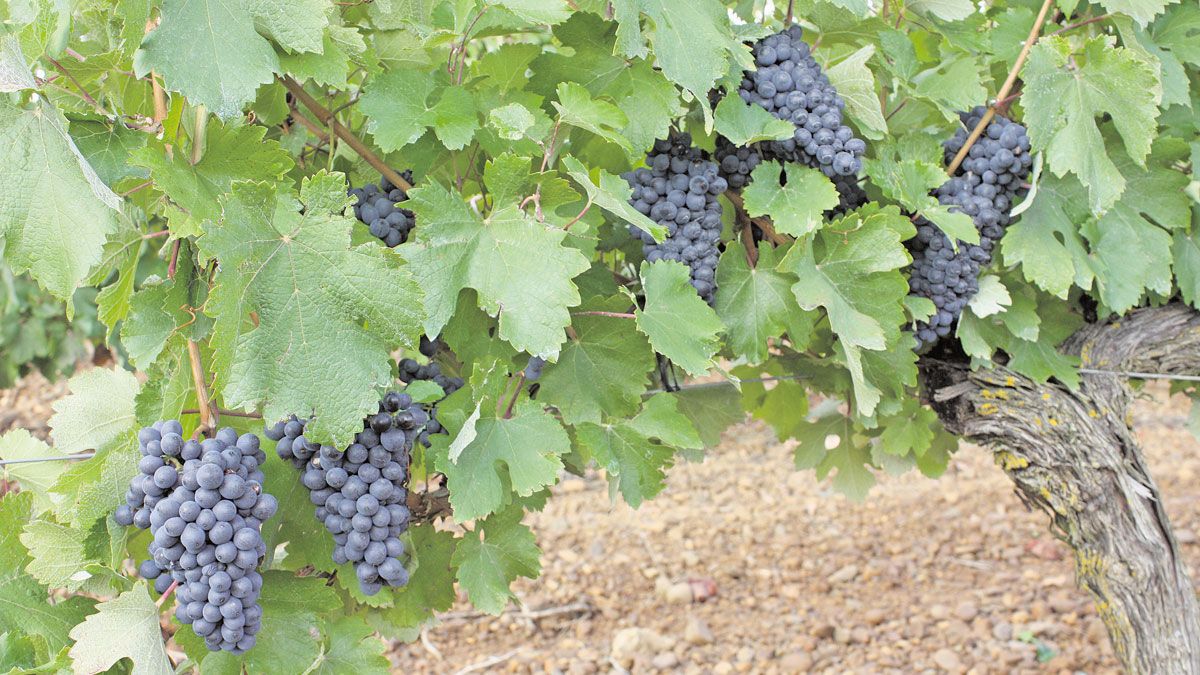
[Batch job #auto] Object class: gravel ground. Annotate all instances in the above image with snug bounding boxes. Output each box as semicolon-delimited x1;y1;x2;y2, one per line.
392;386;1200;674
5;374;1197;674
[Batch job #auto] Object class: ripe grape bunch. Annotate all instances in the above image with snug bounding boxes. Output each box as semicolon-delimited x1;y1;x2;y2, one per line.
624;133;727;304
348;169;416;247
266;378;454;595
908;107;1032;349
114;422;276;653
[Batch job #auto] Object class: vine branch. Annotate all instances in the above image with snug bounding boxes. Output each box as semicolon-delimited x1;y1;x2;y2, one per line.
45;56;104;115
279;76;413;191
186;340;216;434
945;0;1054;175
1047;13;1111;37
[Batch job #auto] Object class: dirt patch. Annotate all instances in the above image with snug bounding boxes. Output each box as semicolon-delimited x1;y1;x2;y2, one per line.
393;387;1200;674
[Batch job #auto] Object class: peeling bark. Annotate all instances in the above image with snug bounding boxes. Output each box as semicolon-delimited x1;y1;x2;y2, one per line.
924;305;1200;674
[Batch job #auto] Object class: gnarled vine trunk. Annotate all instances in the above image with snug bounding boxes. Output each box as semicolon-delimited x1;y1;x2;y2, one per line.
924;304;1200;673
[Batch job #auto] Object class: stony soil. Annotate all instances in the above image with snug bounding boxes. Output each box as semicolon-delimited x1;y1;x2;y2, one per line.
391;386;1200;674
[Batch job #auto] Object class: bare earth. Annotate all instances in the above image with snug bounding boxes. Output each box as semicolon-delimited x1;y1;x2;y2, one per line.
392;387;1200;675
6;375;1197;674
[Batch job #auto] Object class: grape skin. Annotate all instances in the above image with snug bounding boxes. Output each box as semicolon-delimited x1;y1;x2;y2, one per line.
623;133;727;305
118;422;274;654
908;108;1033;350
348;170;416;248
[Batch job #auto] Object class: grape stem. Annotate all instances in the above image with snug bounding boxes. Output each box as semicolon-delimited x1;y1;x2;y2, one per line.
279;76;413;192
562;196;592;231
1047;13;1110;37
155;580;178;608
288;106;331;143
502;373;526;420
186;340;216;435
945;0;1054;176
166;239;182;279
572;311;635;319
785;0;795;23
45;56;105;115
180;408;262;419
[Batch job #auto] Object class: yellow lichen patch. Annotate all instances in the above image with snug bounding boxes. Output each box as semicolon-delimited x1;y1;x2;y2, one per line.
995;451;1030;471
1005;376;1016;386
978;402;999;415
1042;392;1052;401
981;389;1010;400
1034;417;1043;426
1048;418;1059;426
1088;409;1099;418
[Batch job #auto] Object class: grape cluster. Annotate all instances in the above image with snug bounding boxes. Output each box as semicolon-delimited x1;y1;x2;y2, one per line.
115;423;276;653
624;134;728;304
267;391;423;596
714;136;762;191
398;357;464;398
736;26;866;179
349;170;415;247
907;108;1032;349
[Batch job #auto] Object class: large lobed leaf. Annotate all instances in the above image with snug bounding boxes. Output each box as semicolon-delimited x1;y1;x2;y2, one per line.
199;173;425;444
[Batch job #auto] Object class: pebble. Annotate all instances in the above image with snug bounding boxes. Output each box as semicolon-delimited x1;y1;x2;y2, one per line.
992;621;1013;641
780;651;813;672
666;582;693;604
864;608;887;626
828;564;859;583
652;652;678;669
932;648;962;671
684;616;714;645
955;601;978;621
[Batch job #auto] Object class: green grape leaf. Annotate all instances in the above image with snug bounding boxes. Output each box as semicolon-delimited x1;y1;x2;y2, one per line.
825;45;887;140
19;519;116;594
1095;0;1177;26
552;82;631;153
0;493;95;654
968;275;1012;318
248;0;331;54
560;156;666;242
493;0;570;25
489;102;536;140
741;162;840;238
308;616;390;675
1001;173;1095;297
863;150;947;212
434;401;569;522
49;367;139;454
1173;228;1200;307
243;573;341;674
48;443;138;530
911;56;987;122
623;0;744;103
120;272;193;370
0;430;65;514
453;506;541;615
781;211;911;351
0;97;120;309
908;0;974;20
780;208;912;415
712;96;795;146
1081;202;1173;313
715;242;810;365
129;119;294;237
921;205;980;245
402;181;590;358
199;173;424;445
1022;36;1160;212
671;382;743;448
360;69;437;152
878;404;938;457
608;61;684;155
94;224;144;331
426;86;479;150
576;393;699;506
387;525;459;628
69;119;150;187
68;584;173;675
539;303;655;425
134;0;280;119
634;261;723;376
278;31;355;88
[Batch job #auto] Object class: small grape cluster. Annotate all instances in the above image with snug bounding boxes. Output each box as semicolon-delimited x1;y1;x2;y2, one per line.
735;26;867;178
907;108;1032;349
349;170;416;247
267;391;422;596
398;357;465;400
115;422;276;654
714;136;762;190
624;133;728;304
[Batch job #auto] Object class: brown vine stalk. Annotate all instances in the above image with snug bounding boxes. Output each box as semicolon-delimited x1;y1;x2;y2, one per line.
945;0;1055;175
279;76;413;192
